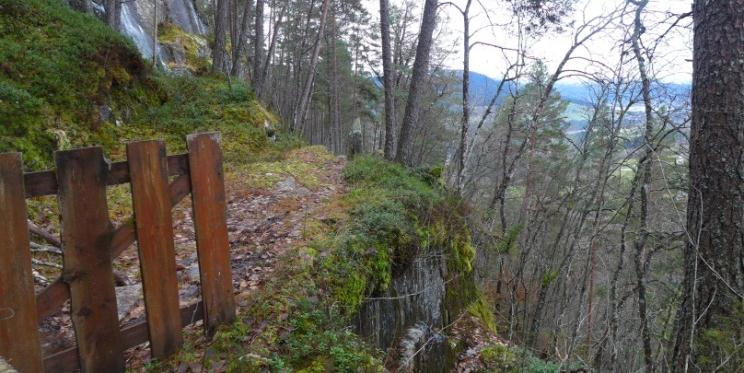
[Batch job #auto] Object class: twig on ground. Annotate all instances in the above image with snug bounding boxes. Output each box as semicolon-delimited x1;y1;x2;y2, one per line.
32;258;62;269
32;269;50;286
30;242;63;255
27;220;62;247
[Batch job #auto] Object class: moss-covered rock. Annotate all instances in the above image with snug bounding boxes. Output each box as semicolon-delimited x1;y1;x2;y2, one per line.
0;0;274;170
158;22;210;74
0;0;160;168
330;156;484;371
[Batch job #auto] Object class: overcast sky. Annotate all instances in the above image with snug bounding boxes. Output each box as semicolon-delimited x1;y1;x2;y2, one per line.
363;0;693;83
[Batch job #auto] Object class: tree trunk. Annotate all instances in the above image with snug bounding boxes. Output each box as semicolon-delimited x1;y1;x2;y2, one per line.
213;0;230;73
230;0;238;53
259;4;286;97
629;1;654;370
292;0;331;132
253;0;265;91
395;0;438;166
673;0;744;370
105;0;120;30
328;9;340;154
69;0;89;12
379;0;397;160
456;0;472;193
231;0;253;77
152;0;158;68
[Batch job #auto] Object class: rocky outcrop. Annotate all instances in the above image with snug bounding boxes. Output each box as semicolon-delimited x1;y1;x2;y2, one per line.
354;249;477;372
84;0;210;69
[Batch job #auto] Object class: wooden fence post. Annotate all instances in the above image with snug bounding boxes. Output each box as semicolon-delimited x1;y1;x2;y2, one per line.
187;133;236;336
55;148;124;373
127;141;183;357
0;153;43;373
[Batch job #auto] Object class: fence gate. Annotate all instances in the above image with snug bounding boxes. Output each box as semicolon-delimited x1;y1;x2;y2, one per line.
0;133;236;372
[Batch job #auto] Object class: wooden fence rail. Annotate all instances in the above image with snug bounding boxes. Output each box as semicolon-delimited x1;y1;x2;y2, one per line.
0;133;236;372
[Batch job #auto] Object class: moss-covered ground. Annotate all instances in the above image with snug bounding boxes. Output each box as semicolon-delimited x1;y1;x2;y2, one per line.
141;154;486;372
0;0;275;170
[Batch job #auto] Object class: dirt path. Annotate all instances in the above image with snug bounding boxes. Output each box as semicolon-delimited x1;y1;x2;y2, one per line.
37;147;347;367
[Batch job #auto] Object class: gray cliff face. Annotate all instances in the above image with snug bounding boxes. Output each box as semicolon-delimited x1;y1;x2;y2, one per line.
120;0;163;61
167;0;207;35
86;0;208;66
354;249;476;372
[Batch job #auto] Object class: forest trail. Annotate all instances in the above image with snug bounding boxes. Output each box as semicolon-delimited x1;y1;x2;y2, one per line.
125;146;348;366
38;147;348;365
171;147;346;310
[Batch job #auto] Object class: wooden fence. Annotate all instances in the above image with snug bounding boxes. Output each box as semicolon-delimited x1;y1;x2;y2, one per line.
0;133;236;372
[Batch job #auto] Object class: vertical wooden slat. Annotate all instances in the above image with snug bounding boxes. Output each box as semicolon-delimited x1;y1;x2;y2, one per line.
0;153;43;373
126;141;182;357
187;133;236;336
55;147;124;373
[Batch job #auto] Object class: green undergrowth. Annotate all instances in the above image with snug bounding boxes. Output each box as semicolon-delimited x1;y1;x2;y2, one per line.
479;344;563;373
119;74;276;164
468;295;498;335
0;0;154;168
0;0;275;170
230;145;336;190
151;155;480;371
322;156;476;315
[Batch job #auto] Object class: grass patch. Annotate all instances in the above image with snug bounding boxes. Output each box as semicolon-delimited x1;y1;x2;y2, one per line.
231;146;336;190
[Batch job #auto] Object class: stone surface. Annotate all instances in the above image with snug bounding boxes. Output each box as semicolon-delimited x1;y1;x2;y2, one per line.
115;284;143;320
0;357;18;373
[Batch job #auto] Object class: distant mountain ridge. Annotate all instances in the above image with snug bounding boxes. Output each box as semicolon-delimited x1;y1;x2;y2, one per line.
447;70;691;107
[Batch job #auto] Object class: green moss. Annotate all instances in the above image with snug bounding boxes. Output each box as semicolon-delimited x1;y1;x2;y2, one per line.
481;344;519;371
155;248;384;372
468;295;498;334
480;344;563;373
0;0;274;170
0;0;159;169
695;301;744;370
315;156;478;318
126;75;270;162
158;22;210;74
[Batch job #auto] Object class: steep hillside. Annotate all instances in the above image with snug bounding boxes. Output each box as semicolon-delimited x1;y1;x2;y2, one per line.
0;0;272;169
0;2;561;372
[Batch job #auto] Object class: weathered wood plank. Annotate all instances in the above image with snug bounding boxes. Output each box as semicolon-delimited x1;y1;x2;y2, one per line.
55;147;124;373
25;154;190;198
35;173;192;322
127;141;182;357
187;133;236;336
0;153;43;373
43;302;203;373
24;170;57;198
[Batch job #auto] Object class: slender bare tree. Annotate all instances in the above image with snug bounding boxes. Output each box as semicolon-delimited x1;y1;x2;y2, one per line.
380;0;397;160
253;0;265;89
231;0;253;77
293;0;332;132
